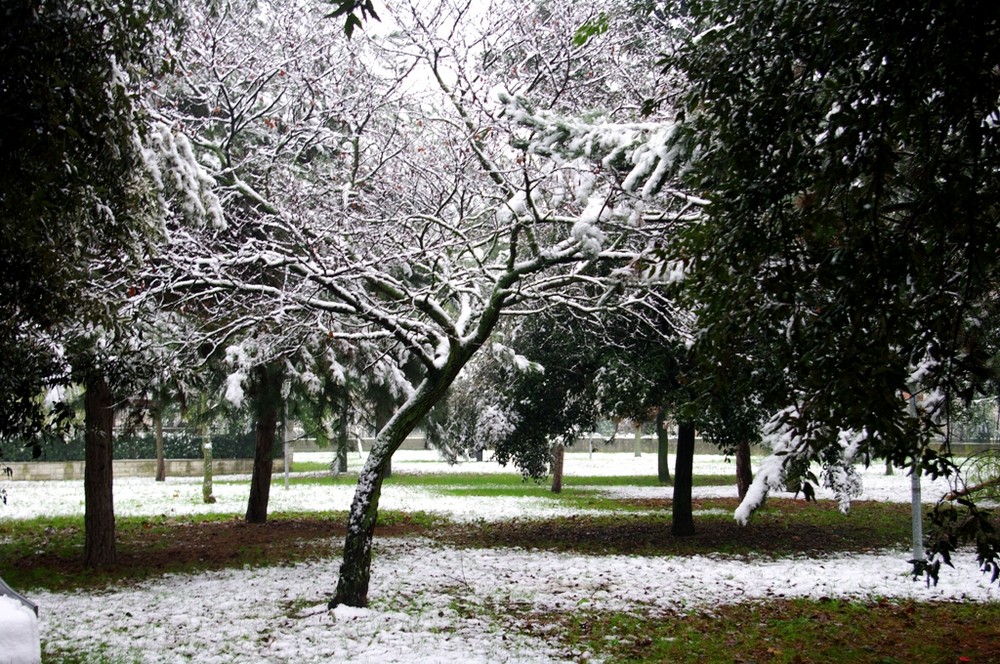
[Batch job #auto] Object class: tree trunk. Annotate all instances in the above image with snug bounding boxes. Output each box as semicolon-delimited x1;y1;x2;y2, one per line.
246;364;283;524
335;392;349;474
671;421;696;537
282;406;292;490
332;363;470;608
202;430;216;504
550;442;565;493
735;439;753;500
633;420;642;457
154;404;166;482
374;411;392;480
331;453;388;609
332;273;513;608
656;406;671;485
84;372;116;567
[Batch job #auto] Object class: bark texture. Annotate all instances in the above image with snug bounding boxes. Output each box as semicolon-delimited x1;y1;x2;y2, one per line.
332;351;481;607
550;443;565;493
655;406;671;484
332;274;513;607
154;405;166;482
246;364;283;524
671;421;696;536
735;439;753;500
84;372;116;567
202;433;216;504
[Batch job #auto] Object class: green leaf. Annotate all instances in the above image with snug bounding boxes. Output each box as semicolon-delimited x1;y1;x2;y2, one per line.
572;13;609;47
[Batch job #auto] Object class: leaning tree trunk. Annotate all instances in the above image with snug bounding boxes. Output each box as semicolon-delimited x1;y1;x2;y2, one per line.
735;439;753;500
374;411;392;479
84;372;116;567
671;421;696;537
332;359;470;608
246;364;283;524
655;406;672;485
550;442;565;494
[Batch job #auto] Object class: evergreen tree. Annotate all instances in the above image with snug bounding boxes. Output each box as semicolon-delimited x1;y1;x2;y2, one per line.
0;0;178;442
667;0;1000;577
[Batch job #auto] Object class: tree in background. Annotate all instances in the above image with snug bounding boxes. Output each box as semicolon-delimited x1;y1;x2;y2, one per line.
428;288;696;520
665;0;1000;577
0;0;179;445
0;0;199;567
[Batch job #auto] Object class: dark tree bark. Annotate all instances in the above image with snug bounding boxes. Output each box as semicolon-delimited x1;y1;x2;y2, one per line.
331;270;522;608
153;403;166;482
655;406;672;485
246;364;283;524
375;411;392;480
735;438;753;500
671;421;696;537
332;346;480;608
550;442;565;493
84;372;116;567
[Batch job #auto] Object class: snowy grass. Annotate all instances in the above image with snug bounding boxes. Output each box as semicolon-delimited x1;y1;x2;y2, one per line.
2;451;997;662
527;598;1000;663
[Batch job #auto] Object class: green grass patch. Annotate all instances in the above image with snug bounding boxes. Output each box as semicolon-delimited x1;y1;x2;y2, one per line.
514;598;1000;663
2;490;916;596
280;471;731;489
439;485;645;512
288;460;337;472
41;644;145;664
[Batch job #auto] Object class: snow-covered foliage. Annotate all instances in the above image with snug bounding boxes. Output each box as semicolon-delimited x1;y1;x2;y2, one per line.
139;123;224;230
150;0;693;436
142;0;704;605
736;406;866;524
424;366;518;464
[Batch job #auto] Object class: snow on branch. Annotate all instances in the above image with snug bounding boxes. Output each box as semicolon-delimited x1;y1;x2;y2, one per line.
140;122;224;230
735;405;865;524
495;91;687;201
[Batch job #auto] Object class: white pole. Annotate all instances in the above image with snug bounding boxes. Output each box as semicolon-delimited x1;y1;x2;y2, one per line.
283;398;291;491
911;460;923;562
908;389;923;562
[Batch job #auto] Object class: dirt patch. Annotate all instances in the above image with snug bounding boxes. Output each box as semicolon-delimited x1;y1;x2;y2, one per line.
438;498;913;558
7;515;427;591
5;498;911;591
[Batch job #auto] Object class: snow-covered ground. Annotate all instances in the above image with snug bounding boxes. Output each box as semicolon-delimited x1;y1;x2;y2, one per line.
2;452;996;663
0;450;961;522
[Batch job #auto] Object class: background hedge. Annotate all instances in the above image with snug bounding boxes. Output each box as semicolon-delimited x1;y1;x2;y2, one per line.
0;428;282;462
